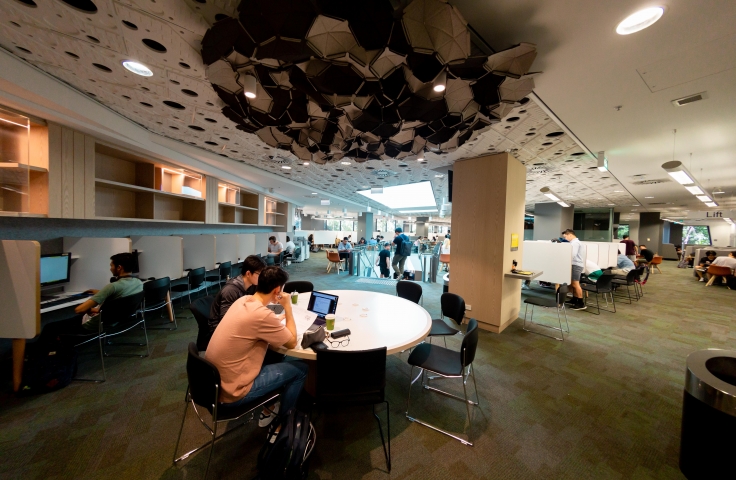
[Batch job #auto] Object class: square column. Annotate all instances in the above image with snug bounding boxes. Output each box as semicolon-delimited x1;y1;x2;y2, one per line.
450;153;527;333
358;212;373;240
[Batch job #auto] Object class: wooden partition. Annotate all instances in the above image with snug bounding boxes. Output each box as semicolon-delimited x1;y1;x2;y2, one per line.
182;235;216;271
131;235;184;281
63;237;132;291
0;240;40;339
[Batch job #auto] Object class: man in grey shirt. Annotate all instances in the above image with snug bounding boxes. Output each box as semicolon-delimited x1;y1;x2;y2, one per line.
562;229;586;310
209;255;267;333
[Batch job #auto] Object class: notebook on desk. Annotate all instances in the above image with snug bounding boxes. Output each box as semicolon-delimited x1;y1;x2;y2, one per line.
307;291;339;324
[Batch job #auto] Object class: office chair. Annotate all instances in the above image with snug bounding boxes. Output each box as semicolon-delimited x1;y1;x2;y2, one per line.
428;293;464;346
522;284;570;341
315;348;391;471
205;262;231;295
142;277;176;330
580;274;617;315
102;291;150;358
396;280;422;305
171;267;206;317
611;270;640;304
406;318;479;446
173;343;281;480
189;295;216;352
283;281;313;294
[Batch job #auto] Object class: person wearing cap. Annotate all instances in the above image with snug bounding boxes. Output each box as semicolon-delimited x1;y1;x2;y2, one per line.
392;227;411;279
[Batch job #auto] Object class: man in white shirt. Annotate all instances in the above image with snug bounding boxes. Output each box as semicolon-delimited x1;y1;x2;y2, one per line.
268;236;283;256
562;229;586;310
284;236;295;254
337;237;352;262
710;252;736;283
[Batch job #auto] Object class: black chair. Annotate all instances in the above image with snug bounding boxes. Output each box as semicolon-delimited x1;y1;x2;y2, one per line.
190;295;215;351
635;265;650;297
428;293;464;346
522;284;570;341
292;246;302;263
406;318;479;446
581;274;617;315
205;262;231;295
283;281;313;294
172;267;206;316
173;343;281;480
396;280;422;305
142;276;176;330
315;348;391;471
612;270;640;304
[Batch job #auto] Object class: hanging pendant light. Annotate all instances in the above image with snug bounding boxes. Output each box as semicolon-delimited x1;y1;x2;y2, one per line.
433;70;446;92
243;74;257;99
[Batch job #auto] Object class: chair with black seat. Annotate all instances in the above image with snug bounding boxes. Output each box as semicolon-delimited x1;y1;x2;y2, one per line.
581;273;616;315
142;276;176;330
283;280;313;294
522;284;570;341
189;295;216;351
173;343;281;480
636;264;650;297
291;246;302;263
171;267;206;317
396;280;422;305
611;270;640;304
427;293;464;347
102;290;149;358
315;348;391;471
406;318;479;446
205;262;231;295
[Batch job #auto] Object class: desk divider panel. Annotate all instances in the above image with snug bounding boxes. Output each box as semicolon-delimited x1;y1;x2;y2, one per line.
254;233;272;255
522;241;572;284
0;240;40;339
63;237;132;292
131;236;183;281
614;243;626;255
238;234;256;260
182;235;216;271
215;234;239;264
584;243;600;269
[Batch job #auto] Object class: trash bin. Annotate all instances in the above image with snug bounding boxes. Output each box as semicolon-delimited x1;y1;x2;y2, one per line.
680;349;736;479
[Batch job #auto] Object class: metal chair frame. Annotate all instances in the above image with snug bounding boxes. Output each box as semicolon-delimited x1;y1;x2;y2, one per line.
611;270;641;304
172;267;207;319
522;285;570;341
581;275;617;315
205;262;231;295
142;277;176;331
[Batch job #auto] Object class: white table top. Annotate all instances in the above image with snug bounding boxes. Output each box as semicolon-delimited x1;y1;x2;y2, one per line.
277;290;432;360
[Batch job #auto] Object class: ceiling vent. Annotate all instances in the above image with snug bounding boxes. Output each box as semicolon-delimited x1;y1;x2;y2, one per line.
672;92;707;107
267;156;291;165
528;166;550;175
633;178;671;185
372;169;395;178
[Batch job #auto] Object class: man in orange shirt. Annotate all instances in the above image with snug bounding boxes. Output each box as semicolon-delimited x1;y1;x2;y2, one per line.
206;266;307;422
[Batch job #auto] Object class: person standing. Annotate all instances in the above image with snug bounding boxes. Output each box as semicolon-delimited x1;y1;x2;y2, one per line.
392;227;411;279
562;229;586;310
620;235;637;263
377;242;391;278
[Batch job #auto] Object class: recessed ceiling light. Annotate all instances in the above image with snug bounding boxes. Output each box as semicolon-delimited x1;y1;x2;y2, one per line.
616;7;664;35
614;190;623;193
122;60;153;77
341;161;351;165
608;204;615;206
632;204;640;206
311;192;317;195
435;174;444;178
303;162;309;166
281;165;291;170
644;196;654;198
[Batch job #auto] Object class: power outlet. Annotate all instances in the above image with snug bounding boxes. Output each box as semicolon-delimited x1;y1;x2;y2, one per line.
466;304;472;311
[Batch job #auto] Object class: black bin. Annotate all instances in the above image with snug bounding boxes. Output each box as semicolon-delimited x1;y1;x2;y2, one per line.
680;349;736;479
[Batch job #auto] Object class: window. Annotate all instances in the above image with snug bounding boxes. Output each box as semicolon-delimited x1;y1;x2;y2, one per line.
682;225;712;245
326;220;341;231
342;220;355;231
617;224;630;239
376;217;387;232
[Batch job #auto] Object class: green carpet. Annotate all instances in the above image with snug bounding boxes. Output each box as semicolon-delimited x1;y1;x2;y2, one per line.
1;254;733;479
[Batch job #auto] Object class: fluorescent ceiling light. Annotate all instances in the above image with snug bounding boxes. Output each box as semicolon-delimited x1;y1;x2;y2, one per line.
696;195;711;202
357;181;437;210
685;186;704;195
399;209;438;213
667;170;694;185
544;193;560;201
281;165;291;169
303;162;310;166
616;7;664;35
321;199;330;205
434;174;444;178
597;151;608;171
705;202;718;207
557;201;570;207
644;196;654;199
311;192;317;195
341;161;351;165
122;61;153;77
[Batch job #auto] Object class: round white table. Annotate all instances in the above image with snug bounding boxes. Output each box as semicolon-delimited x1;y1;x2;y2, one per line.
278;290;432;360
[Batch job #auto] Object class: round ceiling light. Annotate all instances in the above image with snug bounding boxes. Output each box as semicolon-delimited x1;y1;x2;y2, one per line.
341;161;351;165
122;61;153;77
616;7;664;35
281;165;291;170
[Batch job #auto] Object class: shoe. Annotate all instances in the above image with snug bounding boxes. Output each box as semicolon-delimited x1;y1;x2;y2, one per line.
699;278;705;282
259;402;280;428
571;301;587;311
393;273;398;279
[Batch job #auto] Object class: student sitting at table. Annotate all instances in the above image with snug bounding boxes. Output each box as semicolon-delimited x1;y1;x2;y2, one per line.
268;236;283;257
206;266;308;429
338;237;353;261
695;250;717;282
209;255;267;332
638;244;655;264
611;253;636;276
41;253;143;342
709;251;736;281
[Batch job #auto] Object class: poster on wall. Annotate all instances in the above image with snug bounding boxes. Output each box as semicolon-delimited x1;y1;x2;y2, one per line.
511;233;519;251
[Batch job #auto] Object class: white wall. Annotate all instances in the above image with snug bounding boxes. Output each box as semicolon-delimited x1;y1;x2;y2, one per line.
709;222;734;247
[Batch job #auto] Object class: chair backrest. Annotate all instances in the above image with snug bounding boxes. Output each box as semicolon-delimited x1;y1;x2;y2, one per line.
396;280;422;304
315;347;386;404
624;269;638;283
707;265;732;276
143;276;170;304
555;283;569;307
283;281;313;293
595;273;616;291
651;255;663;265
440;292;465;325
294;247;301;258
327;251;340;262
189;295;216;350
219;261;232;278
461;319;479;367
188;267;206;288
439;253;451;264
100;290;145;324
186;342;220;413
639;264;650;284
265;255;275;266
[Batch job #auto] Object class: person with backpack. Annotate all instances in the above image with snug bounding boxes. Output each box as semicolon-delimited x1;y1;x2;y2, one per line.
392;227;412;279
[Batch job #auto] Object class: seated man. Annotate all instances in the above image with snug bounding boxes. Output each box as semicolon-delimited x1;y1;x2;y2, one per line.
611;253;636;276
695;250;717;282
206;266;308;426
638;244;655;264
283;236;296;263
268;236;283;258
337;237;352;262
41;253;143;341
708;251;736;283
209;255;266;333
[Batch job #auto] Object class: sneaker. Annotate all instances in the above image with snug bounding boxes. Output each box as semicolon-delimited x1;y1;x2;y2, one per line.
699;278;705;282
571;302;587;311
259;402;280;428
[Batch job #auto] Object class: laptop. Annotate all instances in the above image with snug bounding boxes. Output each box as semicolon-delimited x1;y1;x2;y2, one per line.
307;291;339;325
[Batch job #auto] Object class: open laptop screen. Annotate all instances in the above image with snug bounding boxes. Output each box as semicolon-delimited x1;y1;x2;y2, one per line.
307;291;339;317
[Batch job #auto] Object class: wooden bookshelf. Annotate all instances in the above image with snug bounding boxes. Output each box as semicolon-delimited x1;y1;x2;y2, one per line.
218;182;259;224
264;197;287;227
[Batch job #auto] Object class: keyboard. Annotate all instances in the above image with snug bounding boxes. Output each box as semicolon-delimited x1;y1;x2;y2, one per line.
40;292;92;309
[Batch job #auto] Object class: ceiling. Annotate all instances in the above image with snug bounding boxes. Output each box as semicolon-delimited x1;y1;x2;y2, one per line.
0;0;730;220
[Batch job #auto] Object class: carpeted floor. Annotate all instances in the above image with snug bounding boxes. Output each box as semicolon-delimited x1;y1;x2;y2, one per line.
1;253;733;479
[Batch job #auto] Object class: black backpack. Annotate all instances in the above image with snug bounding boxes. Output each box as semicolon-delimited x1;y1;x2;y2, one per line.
399;235;412;257
18;341;77;396
257;408;315;480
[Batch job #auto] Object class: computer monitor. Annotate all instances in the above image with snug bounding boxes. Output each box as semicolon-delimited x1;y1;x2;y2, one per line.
307;291;339;318
40;253;72;286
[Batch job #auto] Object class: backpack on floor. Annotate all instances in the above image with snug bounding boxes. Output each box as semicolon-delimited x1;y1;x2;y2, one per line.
403;270;415;280
18;342;77;396
257;408;315;480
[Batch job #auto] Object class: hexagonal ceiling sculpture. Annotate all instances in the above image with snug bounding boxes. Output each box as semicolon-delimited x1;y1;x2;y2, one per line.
201;0;541;165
